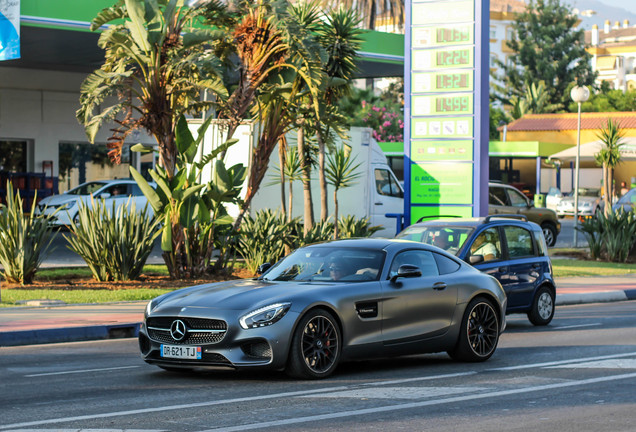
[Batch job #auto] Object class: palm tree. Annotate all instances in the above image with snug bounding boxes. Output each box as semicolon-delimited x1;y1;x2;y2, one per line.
317;0;404;30
77;0;227;179
325;146;361;239
595;119;625;214
314;7;364;222
269;144;303;222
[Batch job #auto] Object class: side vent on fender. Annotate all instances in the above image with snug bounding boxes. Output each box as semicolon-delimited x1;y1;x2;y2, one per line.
355;302;378;319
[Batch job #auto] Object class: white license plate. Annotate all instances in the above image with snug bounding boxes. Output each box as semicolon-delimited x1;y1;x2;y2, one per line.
160;344;202;360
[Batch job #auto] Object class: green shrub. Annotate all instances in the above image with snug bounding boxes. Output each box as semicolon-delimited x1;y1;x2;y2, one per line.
237;210;289;274
337;215;383;239
576;208;636;262
576;216;604;260
65;198;161;281
0;184;56;284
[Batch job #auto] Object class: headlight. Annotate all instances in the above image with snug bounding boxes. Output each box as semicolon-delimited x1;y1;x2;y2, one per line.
145;299;157;318
239;303;291;329
581;202;592;207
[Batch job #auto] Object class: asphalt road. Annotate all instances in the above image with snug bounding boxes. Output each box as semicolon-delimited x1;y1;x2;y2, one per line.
2;301;636;432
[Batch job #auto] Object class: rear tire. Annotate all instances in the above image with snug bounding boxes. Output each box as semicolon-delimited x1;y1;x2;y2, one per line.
448;297;500;362
286;309;341;379
527;286;555;326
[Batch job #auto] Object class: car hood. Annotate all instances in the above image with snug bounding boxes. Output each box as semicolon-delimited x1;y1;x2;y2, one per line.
38;194;83;206
151;278;326;313
559;196;598;204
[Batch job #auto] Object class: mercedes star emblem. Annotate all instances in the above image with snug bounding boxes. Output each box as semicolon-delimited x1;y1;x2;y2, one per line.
170;319;187;341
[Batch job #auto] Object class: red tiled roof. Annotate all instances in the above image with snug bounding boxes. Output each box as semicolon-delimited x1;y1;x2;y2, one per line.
503;113;636;131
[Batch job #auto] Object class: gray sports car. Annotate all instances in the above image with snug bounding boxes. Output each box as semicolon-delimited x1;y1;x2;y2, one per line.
139;239;507;379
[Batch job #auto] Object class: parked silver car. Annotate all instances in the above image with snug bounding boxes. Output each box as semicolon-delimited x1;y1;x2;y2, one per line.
139;239;507;379
35;179;154;226
556;188;602;218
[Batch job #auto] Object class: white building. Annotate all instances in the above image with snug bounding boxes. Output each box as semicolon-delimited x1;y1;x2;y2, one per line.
586;20;636;91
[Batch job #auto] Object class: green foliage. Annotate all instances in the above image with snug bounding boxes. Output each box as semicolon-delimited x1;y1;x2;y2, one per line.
491;0;596;109
595;119;625;211
489;105;510;140
65;198;161;281
576;209;636;262
326;146;362;238
337;215;383;238
509;80;562;119
340;83;404;142
567;87;636;113
130;116;245;279
237;210;289;275
0;184;56;285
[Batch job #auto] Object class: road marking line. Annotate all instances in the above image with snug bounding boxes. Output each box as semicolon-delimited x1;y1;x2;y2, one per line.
197;372;636;432
301;386;488;400
0;371;474;430
552;323;602;330
548;359;636;369
25;366;140;377
489;351;636;371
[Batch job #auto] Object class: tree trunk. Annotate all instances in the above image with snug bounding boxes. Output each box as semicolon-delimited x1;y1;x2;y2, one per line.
317;133;328;222
288;180;294;223
333;189;339;239
603;164;610;216
278;139;287;220
297;128;314;234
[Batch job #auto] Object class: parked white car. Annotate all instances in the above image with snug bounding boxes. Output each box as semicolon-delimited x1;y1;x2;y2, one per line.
555;188;602;218
35;179;155;226
545;187;565;211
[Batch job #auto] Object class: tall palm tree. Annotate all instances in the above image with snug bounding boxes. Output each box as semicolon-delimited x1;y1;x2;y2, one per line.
314;7;364;221
317;0;404;30
77;0;228;179
595;119;625;214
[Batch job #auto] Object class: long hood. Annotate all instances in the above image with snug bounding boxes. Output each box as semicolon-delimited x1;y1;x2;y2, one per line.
152;278;319;313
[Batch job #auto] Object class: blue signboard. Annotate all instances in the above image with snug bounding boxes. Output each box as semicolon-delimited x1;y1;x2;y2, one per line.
404;0;489;224
0;0;20;61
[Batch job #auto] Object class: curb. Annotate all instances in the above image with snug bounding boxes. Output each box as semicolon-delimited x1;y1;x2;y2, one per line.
0;322;140;347
556;289;636;306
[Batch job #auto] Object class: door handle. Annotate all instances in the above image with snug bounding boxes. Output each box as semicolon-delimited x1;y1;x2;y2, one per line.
498;267;509;273
433;282;447;290
375;202;383;205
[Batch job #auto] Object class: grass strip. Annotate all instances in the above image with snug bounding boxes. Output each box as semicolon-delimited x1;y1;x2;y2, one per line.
0;288;173;307
552;259;636;277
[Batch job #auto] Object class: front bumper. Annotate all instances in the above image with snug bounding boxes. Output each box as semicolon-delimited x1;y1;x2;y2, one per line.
139;310;300;371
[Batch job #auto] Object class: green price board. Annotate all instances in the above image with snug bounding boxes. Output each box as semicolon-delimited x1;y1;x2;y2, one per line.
412;71;474;93
412;0;474;25
412;93;474;116
412;47;474;71
411;140;473;162
410;163;473;205
412;25;474;48
411;117;474;138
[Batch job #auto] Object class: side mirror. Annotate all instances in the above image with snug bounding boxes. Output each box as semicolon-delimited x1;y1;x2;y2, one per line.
257;263;272;274
468;255;484;265
391;264;422;283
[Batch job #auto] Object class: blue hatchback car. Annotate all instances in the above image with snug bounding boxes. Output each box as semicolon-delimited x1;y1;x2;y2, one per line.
396;215;556;326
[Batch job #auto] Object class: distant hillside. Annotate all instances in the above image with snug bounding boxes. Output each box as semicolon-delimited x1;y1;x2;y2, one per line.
568;0;636;30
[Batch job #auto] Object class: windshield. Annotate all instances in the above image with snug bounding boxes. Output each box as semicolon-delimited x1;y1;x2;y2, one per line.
618;188;636;204
262;247;385;282
66;181;108;196
396;226;474;255
574;188;601;197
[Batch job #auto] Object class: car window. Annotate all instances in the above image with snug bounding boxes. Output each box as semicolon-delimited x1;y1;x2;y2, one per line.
396;226;474;254
131;184;145;196
469;228;501;262
375;169;403;198
507;188;528;207
388;250;439;278
104;184;129;197
534;230;548;256
504;226;535;258
618;188;636;204
433;253;461;275
66;181;107;196
489;187;507;205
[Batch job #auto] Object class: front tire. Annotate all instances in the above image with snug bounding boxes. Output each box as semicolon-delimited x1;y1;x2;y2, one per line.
448;297;499;362
527;286;555;326
286;309;341;379
541;223;557;247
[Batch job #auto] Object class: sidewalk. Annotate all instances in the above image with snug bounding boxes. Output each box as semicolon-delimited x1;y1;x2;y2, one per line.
1;276;635;347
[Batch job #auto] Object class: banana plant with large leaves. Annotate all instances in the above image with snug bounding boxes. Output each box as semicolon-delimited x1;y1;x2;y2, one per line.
130;115;245;278
77;0;228;178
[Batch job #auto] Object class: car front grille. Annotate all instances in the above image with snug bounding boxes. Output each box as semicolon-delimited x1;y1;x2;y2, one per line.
146;316;228;345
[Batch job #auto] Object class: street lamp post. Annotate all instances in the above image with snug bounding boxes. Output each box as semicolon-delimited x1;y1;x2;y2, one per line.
570;85;590;247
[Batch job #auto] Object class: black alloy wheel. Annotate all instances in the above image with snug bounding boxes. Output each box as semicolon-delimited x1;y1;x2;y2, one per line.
448;297;500;362
286;309;341;379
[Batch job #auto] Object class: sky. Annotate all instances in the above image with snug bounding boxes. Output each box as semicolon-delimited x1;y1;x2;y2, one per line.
566;0;636;29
